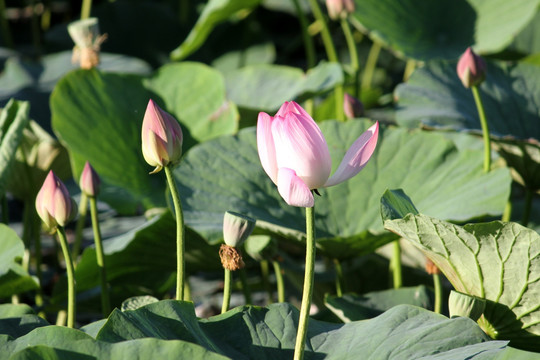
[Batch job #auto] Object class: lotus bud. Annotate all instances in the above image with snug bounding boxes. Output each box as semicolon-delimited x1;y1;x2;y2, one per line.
448;290;486;321
223;211;256;248
79;161;100;197
35;170;76;229
343;93;364;119
141;99;183;174
326;0;355;20
68;18;107;69
457;47;486;88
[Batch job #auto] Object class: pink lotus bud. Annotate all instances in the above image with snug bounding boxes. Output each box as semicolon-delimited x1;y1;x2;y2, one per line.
326;0;355;20
141;99;183;174
343;93;364;119
35;170;76;229
257;101;379;207
80;161;100;197
457;47;486;88
223;211;256;247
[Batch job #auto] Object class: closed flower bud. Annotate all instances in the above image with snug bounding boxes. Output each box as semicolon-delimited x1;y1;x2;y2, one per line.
35;171;76;229
79;161;100;197
457;47;486;88
141;99;183;174
343;93;364;119
326;0;355;20
223;211;256;248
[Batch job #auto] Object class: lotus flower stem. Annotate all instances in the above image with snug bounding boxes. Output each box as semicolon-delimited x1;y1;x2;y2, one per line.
164;165;186;301
470;85;491;172
522;189;533;227
307;0;344;121
80;0;92;19
0;0;13;49
390;240;402;289
501;198;512;222
340;17;360;98
56;226;76;328
221;268;232;313
72;193;88;262
362;40;381;90
292;0;316;69
272;260;285;303
239;268;252;304
294;205;316;360
261;260;274;303
89;196;110;317
333;258;344;297
433;273;442;314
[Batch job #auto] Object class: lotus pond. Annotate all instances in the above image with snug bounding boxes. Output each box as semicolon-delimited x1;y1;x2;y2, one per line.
1;0;540;359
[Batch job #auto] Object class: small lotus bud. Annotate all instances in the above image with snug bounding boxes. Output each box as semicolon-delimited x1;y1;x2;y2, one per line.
219;244;245;271
448;290;486;321
35;170;76;229
223;211;256;248
457;47;486;88
79;161;100;197
326;0;355;20
141;99;183;174
68;18;107;69
343;93;364;119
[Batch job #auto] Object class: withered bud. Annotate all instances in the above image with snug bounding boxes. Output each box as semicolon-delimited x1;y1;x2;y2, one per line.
425;258;440;275
219;244;245;271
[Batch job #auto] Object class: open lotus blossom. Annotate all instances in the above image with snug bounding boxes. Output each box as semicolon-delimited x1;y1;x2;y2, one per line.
457;47;486;88
141;99;183;174
79;161;101;197
257;101;379;207
35;170;76;229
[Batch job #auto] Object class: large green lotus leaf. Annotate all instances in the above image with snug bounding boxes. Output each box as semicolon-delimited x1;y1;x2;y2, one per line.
384;212;540;351
506;10;540;56
174;120;511;259
51;211;221;312
170;0;261;61
224;62;343;112
90;300;510;359
0;304;34;318
325;286;433;322
0;99;29;195
352;0;540;61
51;63;238;214
0;225;38;298
1;326;230;360
395;60;540;191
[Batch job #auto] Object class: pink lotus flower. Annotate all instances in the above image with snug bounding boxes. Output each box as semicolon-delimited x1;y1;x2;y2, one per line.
343;93;364;119
257;101;379;207
35;170;76;229
326;0;355;20
80;161;100;197
141;99;183;174
457;47;486;88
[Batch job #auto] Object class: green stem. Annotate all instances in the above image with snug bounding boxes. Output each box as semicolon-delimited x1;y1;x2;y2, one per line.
471;85;491;173
89;196;110;317
222;269;232;313
333;258;344;297
293;205;316;360
164;165;185;301
340;17;360;97
72;193;88;262
291;0;316;69
522;189;533;227
1;194;7;223
239;268;252;304
0;0;13;48
80;0;92;19
403;59;416;82
362;41;382;90
261;260;273;304
433;273;442;314
502;197;512;222
272;260;285;303
307;0;344;121
57;226;76;328
390;240;402;289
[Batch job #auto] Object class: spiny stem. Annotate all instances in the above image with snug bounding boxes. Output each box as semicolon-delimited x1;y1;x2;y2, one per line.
293;205;316;360
272;260;285;303
89;196;110;317
222;269;232;313
164;165;185;301
57;226;76;328
471;85;491;172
